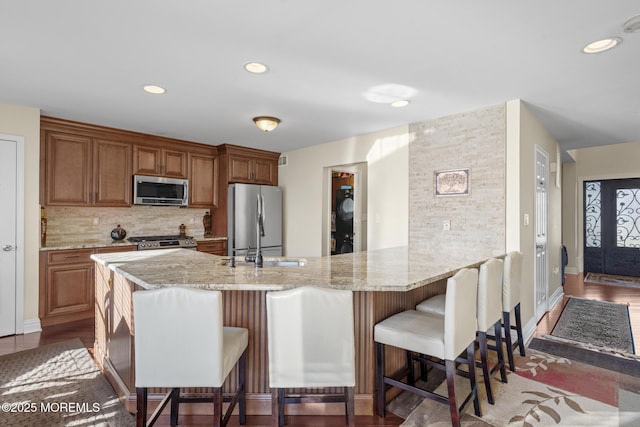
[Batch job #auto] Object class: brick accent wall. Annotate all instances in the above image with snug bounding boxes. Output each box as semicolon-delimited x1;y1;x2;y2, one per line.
408;103;506;260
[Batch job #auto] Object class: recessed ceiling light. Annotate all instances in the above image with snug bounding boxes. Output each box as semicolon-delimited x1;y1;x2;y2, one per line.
143;85;166;94
582;37;622;54
391;100;410;108
623;15;640;33
244;62;268;74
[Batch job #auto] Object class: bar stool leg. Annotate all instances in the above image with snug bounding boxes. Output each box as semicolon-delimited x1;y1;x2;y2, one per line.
445;359;461;427
213;388;222;427
346;387;355;426
478;331;495;404
170;388;180;426
376;342;386;417
515;303;526;356
494;321;508;383
136;387;148;427
503;311;516;371
467;343;481;417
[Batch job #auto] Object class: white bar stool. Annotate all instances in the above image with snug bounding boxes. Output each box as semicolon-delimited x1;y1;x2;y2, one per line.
502;251;525;371
266;286;356;427
133;287;248;427
374;268;480;427
475;257;507;404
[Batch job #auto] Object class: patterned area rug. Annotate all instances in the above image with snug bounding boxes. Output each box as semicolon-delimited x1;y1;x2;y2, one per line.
396;348;640;426
550;297;635;354
0;339;134;426
584;273;640;289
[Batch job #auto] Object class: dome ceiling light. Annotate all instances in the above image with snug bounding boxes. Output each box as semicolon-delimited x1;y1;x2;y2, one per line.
253;116;280;132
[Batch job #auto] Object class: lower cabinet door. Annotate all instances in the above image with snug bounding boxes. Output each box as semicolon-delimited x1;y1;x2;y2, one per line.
45;264;94;318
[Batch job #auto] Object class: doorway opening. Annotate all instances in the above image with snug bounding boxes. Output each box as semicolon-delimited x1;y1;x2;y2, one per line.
323;163;367;256
584;178;640;277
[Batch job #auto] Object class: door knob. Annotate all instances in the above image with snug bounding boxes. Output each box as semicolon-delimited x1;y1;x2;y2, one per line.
2;245;14;252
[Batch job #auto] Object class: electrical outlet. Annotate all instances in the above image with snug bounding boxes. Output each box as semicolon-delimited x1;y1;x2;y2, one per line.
443;220;450;231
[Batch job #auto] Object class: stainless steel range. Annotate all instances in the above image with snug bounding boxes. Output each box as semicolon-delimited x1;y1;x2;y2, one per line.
127;235;197;250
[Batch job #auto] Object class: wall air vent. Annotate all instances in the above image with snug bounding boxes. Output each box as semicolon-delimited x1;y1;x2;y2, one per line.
278;155;288;166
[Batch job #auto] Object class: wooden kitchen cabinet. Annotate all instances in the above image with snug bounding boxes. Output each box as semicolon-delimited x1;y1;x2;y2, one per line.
189;152;219;208
213;144;281;238
222;145;279;185
93;139;132;206
42;132;93;206
133;144;188;178
197;239;227;255
39;248;95;326
39;245;136;327
41;120;132;207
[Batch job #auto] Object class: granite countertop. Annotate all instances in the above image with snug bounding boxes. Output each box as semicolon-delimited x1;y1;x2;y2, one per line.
40;236;227;251
91;246;493;292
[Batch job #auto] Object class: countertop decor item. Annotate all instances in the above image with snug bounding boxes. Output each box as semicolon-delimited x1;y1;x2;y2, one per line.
110;225;127;241
203;210;212;237
179;224;186;236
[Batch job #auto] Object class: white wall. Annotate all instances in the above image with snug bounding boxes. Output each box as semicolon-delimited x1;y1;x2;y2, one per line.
279;126;409;257
564;140;640;272
507;100;563;326
0;103;40;327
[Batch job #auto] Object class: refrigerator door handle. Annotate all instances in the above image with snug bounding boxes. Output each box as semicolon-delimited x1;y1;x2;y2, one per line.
257;194;265;237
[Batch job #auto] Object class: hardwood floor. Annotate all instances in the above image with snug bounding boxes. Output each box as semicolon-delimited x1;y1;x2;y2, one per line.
1;272;638;425
534;273;640;356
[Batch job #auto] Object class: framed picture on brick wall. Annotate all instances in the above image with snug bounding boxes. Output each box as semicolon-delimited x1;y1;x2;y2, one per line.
435;168;469;196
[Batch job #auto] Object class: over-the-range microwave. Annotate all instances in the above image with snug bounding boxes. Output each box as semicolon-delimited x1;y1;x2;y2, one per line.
133;175;189;206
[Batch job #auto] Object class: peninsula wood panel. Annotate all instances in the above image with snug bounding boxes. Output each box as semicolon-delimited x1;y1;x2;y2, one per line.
95;268;449;415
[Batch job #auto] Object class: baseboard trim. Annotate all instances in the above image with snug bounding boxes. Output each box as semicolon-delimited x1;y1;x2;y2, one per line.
22;318;42;334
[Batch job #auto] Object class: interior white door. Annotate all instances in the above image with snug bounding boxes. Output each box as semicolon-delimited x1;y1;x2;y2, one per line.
534;147;549;321
0;137;17;336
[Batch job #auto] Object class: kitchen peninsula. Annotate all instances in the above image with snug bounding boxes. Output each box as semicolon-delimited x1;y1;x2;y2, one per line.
92;247;491;416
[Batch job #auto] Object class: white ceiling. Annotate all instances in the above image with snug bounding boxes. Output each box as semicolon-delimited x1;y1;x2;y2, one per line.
2;1;639;159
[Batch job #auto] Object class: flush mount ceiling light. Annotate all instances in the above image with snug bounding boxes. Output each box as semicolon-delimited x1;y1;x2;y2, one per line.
623;15;640;33
253;116;280;132
143;84;166;94
244;62;268;74
582;37;622;54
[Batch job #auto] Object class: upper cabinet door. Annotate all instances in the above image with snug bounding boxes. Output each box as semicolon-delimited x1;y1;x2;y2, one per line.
189;153;219;208
133;145;188;178
253;157;277;185
44;132;92;206
228;155;253;183
93;139;132;206
162;149;188;178
132;145;162;176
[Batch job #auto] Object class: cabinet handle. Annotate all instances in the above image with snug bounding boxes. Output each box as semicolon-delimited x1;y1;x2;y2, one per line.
64;255;81;258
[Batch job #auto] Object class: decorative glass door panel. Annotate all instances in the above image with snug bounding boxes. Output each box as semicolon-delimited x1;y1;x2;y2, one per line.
584;178;640;277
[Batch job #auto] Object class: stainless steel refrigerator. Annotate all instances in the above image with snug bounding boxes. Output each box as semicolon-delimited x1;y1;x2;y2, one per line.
227;183;282;257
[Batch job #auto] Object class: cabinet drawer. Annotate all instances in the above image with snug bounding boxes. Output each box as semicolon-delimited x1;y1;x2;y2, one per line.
197;240;227;255
48;249;94;265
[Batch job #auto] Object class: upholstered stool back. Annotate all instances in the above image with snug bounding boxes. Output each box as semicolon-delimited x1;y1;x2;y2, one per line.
266;286;355;388
133;286;248;427
503;251;523;313
444;268;480;360
477;258;504;332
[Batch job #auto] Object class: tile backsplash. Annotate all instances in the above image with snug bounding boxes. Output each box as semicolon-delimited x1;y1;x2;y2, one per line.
43;205;214;246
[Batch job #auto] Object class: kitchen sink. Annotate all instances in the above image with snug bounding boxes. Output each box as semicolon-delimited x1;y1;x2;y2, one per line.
222;257;306;267
261;260;306;267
